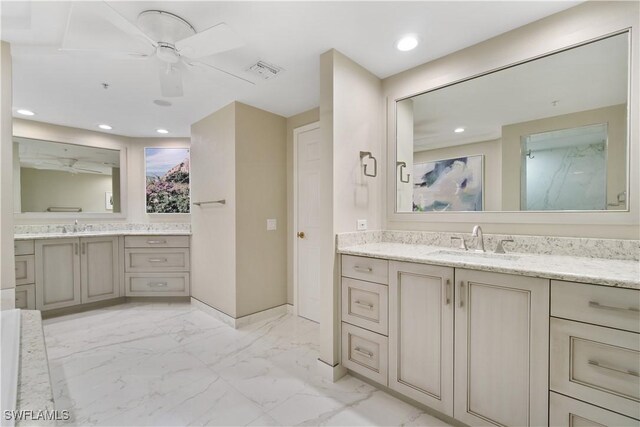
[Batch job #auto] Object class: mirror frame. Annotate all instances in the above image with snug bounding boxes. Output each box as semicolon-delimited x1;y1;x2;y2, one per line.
13;133;128;220
385;23;637;228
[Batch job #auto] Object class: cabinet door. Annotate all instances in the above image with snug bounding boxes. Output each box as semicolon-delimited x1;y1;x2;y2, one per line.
81;236;120;303
454;269;549;427
36;239;81;311
389;261;454;416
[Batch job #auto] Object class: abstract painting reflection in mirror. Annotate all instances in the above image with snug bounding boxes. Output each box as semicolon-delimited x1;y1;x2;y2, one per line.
413;155;483;211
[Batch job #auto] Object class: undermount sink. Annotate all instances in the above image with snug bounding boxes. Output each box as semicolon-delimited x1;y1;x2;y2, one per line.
430;249;521;261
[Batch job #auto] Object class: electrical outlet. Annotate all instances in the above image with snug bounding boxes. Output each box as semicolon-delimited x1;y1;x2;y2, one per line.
357;219;367;231
267;219;277;231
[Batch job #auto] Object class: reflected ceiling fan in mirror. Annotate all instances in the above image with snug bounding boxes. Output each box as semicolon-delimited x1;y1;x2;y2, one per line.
60;2;254;97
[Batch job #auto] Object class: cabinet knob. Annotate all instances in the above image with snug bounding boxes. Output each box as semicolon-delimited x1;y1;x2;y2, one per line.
297;231;305;239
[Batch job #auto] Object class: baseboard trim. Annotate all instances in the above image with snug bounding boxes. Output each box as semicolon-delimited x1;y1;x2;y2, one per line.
317;358;347;382
191;298;290;329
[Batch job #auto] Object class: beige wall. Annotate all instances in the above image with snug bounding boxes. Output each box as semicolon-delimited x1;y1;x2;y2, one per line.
190;103;237;316
414;139;502;211
12;119;190;224
190;101;288;318
382;1;639;239
501;104;627;211
235;102;287;317
286;108;319;305
319;49;383;366
20;168;113;213
1;41;14;299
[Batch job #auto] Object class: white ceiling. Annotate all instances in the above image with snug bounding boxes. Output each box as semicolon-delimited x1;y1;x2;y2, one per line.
409;32;628;151
2;1;582;137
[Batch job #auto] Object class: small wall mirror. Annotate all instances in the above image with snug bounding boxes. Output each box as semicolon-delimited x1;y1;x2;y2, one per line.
14;137;122;214
395;32;629;213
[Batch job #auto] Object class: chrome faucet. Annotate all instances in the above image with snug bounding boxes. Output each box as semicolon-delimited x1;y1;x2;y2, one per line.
471;225;485;252
73;219;79;233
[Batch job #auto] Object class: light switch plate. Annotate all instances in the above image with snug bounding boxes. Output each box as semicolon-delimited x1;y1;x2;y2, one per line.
357;219;367;231
267;219;277;231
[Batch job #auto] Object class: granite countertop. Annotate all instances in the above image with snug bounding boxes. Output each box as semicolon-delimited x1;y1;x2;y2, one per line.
339;242;640;289
17;310;55;426
14;230;191;240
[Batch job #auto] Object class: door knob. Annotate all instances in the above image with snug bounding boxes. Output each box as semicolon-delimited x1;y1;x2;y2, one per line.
297;231;305;239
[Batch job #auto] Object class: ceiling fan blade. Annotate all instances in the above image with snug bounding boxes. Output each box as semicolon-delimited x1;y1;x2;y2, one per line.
187;60;255;86
11;44;150;60
175;23;244;59
62;2;156;56
74;167;104;174
159;64;184;97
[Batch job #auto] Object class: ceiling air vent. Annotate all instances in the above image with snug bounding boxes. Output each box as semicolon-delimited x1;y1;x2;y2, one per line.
247;60;283;80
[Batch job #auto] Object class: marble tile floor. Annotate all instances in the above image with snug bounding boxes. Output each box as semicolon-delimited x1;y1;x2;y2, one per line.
43;302;450;426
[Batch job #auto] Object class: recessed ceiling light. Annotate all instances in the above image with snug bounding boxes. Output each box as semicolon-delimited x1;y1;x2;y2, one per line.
98;124;113;130
156;129;169;134
17;109;35;116
454;127;465;133
396;35;419;52
153;99;172;107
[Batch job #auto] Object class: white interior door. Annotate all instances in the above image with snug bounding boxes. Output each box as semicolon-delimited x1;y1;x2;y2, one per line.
295;123;321;323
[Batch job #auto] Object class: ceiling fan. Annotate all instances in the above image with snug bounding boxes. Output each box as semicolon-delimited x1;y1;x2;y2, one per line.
57;2;254;97
28;158;105;174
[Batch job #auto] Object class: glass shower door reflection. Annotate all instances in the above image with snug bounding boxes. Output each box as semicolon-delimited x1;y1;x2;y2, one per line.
521;123;608;211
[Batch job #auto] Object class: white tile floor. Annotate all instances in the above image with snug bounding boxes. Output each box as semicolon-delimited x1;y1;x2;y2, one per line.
43;302;450;426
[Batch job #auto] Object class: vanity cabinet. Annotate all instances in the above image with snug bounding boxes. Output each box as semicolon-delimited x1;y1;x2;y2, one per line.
124;235;190;296
341;255;550;426
36;236;120;311
14;240;36;309
550;280;640;423
388;261;454;416
36;238;82;311
454;269;549;426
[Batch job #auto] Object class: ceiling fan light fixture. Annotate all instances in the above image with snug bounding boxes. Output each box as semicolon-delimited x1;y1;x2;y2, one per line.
156;128;169;134
17;109;35;116
98;124;113;130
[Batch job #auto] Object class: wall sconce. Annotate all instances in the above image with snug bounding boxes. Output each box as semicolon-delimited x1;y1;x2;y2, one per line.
397;161;410;183
360;151;377;177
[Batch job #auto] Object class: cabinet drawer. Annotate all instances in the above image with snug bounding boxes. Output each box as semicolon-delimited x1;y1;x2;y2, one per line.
550;392;639;426
15;255;35;285
342;278;388;335
550;318;639;419
124;235;189;248
125;273;190;296
15;284;35;310
14;240;34;256
124;249;190;272
342;255;388;285
552;281;640;333
341;322;388;386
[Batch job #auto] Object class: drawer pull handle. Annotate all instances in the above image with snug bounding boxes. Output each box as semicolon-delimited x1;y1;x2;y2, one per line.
147;282;168;288
445;279;451;305
459;281;465;308
146;240;167;244
354;301;374;310
588;360;639;377
354;347;373;358
353;266;372;273
148;258;168;263
588;301;640;314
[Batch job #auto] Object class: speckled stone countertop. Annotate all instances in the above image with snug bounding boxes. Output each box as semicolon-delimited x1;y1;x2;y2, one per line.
338;242;640;289
16;310;55;426
14;222;191;240
14;229;191;240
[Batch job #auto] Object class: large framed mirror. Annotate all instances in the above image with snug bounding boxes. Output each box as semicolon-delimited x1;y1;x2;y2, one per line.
395;31;630;214
14;137;126;216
